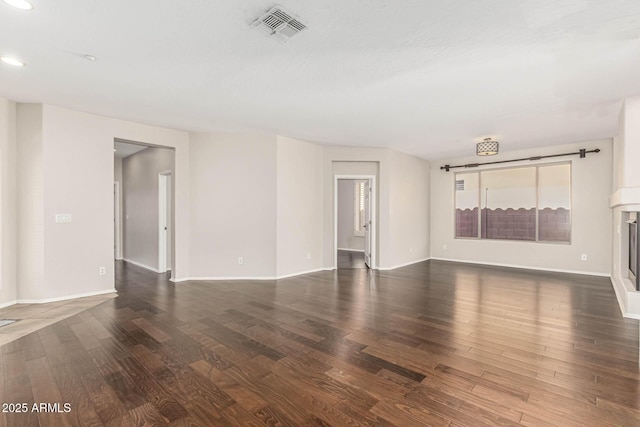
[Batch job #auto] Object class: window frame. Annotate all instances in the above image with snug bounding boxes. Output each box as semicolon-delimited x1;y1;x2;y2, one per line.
453;161;572;244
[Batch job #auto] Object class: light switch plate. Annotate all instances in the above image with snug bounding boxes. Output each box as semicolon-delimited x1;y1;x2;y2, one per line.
55;213;72;223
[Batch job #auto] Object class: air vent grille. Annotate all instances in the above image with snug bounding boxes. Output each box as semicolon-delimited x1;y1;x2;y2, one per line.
252;6;307;43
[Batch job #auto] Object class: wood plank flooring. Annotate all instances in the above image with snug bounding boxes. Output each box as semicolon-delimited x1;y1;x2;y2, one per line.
337;250;367;269
1;260;638;426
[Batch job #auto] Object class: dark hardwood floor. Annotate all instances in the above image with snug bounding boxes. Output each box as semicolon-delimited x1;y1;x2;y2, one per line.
337;250;367;269
1;260;639;426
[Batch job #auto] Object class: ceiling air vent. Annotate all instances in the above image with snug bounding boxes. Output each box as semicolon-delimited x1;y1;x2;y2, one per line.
252;6;307;43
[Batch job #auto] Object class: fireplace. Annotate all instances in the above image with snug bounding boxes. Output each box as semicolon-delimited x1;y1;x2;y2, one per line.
630;218;639;291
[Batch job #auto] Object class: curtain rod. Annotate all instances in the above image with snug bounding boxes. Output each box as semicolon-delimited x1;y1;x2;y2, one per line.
440;148;600;172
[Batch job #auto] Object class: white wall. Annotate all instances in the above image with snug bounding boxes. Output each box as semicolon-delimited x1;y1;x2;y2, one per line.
322;147;430;270
0;98;17;307
188;132;277;279
620;97;640;189
276;136;323;277
13;104;189;302
122;147;174;271
337;180;365;251
387;150;431;268
431;140;613;275
16;104;45;300
609;96;640;319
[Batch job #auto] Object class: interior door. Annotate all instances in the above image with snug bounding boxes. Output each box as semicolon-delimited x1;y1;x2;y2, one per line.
364;179;371;268
166;174;172;270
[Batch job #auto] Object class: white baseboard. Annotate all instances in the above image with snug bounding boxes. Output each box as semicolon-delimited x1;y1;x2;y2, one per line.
429;257;611;277
0;299;18;309
275;267;328;280
171;267;335;283
173;276;277;282
14;288;117;305
337;248;365;252
122;258;161;273
377;257;431;271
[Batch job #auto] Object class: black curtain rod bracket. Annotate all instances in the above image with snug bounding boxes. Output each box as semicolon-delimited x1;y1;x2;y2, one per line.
440;148;600;172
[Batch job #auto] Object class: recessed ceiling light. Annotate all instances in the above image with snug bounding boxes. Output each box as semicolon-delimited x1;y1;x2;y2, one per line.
84;55;97;61
2;0;33;10
1;56;25;67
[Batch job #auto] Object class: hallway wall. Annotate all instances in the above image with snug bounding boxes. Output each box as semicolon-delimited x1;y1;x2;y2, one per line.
0;98;17;307
122;146;174;271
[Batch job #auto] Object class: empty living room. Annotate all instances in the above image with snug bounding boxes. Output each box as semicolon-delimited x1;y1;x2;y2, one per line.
1;1;640;426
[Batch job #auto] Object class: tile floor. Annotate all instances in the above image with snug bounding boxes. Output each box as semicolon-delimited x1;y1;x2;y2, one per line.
0;292;117;346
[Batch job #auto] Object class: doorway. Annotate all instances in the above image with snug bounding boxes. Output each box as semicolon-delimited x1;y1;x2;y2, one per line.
334;175;376;269
114;139;175;277
158;171;172;273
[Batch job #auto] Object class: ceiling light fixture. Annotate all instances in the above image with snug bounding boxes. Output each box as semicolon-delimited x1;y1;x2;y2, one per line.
1;56;25;67
84;55;97;61
476;138;499;156
2;0;33;10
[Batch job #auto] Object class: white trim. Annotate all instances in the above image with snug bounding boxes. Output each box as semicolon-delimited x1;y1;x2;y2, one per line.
15;288;117;305
334;175;376;269
122;258;161;273
609;187;640;209
337;248;365;252
158;171;171;274
0;300;18;309
429;257;611;277
377;257;431;271
170;268;335;283
175;276;277;281
276;268;328;279
609;275;640;320
114;181;123;260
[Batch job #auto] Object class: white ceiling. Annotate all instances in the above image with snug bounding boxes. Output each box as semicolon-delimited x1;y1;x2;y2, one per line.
1;0;640;159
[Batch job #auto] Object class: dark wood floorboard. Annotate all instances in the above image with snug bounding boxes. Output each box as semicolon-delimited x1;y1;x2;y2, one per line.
1;259;638;426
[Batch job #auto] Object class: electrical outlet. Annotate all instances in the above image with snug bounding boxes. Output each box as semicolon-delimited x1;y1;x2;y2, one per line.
443;244;447;250
238;257;243;265
581;254;587;261
409;247;413;253
306;253;311;260
98;267;106;276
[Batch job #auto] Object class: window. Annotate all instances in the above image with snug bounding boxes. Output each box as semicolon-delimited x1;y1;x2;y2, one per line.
455;163;571;243
538;164;571;242
455;173;479;238
481;167;536;241
354;181;366;236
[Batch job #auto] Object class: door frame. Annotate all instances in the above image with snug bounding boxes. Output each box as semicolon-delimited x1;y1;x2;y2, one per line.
334;174;376;269
158;170;172;274
114;181;122;260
